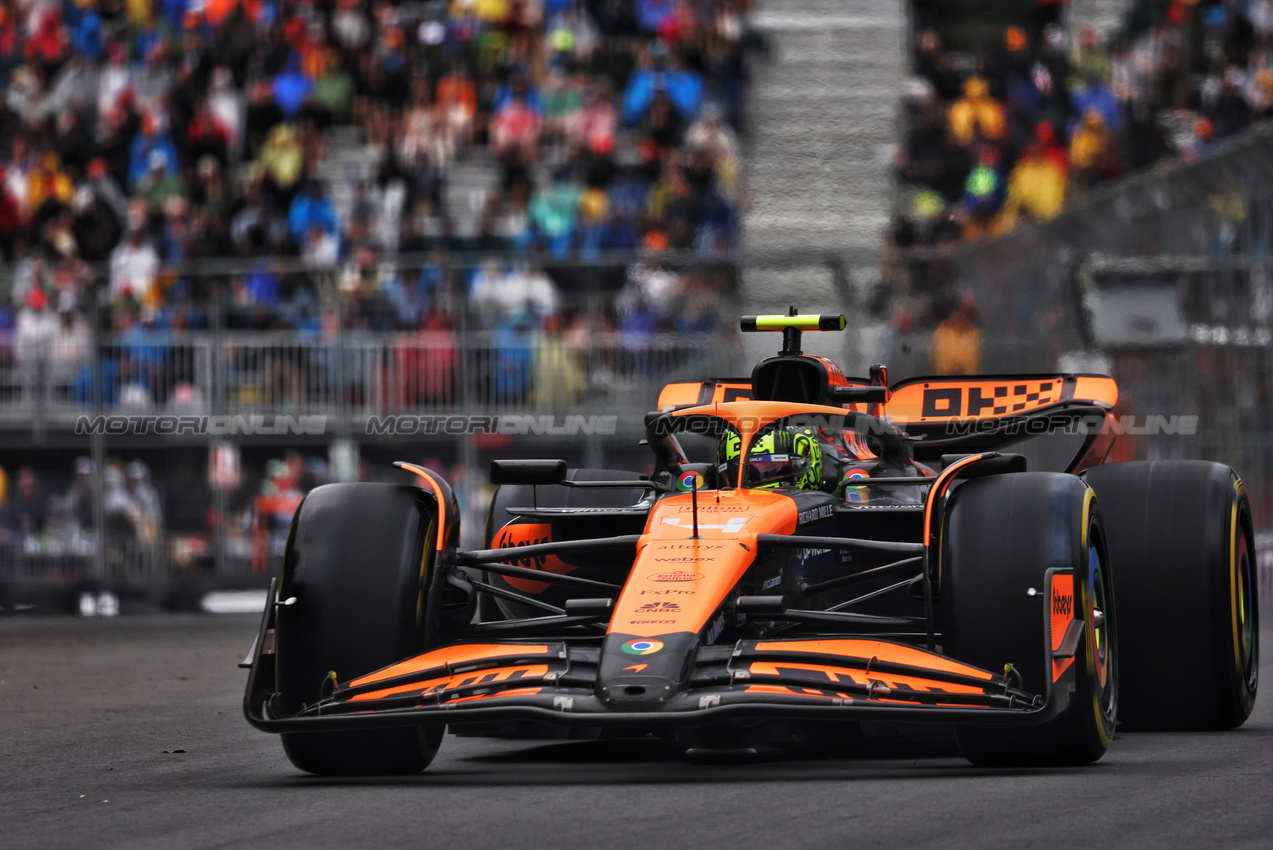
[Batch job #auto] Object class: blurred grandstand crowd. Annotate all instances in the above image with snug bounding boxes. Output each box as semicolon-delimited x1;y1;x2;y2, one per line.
892;0;1273;247
0;0;757;348
0;0;760;565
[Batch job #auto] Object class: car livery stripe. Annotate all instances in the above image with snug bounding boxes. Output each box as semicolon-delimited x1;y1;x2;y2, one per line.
348;663;553;703
746;661;985;695
752;639;994;680
348;643;552;687
396;462;449;552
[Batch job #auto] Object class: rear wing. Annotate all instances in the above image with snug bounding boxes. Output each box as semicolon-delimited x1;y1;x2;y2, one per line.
885;374;1117;424
883;374;1119;469
659;374;1116;417
656;373;1120;470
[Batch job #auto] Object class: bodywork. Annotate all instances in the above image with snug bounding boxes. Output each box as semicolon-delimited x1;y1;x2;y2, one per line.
244;375;1117;736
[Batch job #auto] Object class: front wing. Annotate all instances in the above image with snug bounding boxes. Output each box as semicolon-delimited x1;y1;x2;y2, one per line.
243;585;1078;733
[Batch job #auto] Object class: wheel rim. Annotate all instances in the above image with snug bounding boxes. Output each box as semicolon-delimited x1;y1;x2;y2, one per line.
1088;544;1117;726
1236;531;1257;689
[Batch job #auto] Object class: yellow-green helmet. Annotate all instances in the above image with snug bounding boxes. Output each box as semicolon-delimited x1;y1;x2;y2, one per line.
718;426;822;490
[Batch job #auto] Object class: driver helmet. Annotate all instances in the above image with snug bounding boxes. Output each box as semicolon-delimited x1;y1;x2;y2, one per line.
718;426;823;490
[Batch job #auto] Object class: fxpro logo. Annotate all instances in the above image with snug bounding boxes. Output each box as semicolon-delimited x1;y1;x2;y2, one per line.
75;415;327;436
366;414;617;436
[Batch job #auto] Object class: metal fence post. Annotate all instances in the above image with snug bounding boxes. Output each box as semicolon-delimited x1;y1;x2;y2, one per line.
90;278;107;584
210;290;229;576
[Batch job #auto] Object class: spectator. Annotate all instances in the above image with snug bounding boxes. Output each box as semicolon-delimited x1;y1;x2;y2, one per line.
570;82;619;156
50;290;92;382
14;287;58;369
272;52;313;121
207;66;246;158
531;312;586;407
81;158;129;225
392;308;457;406
7;467;49;540
1151;44;1192;112
103;463;138;542
187;96;233;166
435;63;477;147
959;145;1006;237
489;309;537;403
288;181;340;247
135;150;186;213
928;295;983;376
43;496;92;556
64;457;96;537
915;30;962;101
1209;68;1253;138
948;76;1006;147
685;104;741;198
1001;133;1068;223
127;114;180;192
44;54;97;118
1069;109;1123;185
529;174;580;256
1184;116;1217;160
400;77;448;167
253;123;304;204
1071;26;1112;86
109;206;161;304
490;92;542;164
1070;72;1123;135
470;260;560;327
26;153;74;220
0;166;22;258
124;461;162;548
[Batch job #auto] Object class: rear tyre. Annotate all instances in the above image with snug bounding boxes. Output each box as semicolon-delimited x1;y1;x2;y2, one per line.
276;483;445;775
1084;461;1258;730
943;473;1117;766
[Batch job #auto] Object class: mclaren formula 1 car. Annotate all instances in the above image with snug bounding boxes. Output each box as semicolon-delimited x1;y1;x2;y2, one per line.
243;312;1259;772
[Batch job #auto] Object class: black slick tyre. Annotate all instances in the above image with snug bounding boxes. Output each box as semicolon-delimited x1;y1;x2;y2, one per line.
1083;461;1257;730
943;473;1117;766
276;482;444;775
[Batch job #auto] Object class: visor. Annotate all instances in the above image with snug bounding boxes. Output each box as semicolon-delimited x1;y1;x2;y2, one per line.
721;453;808;488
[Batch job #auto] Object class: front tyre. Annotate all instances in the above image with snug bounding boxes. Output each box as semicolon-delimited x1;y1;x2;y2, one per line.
943;473;1117;766
276;483;445;775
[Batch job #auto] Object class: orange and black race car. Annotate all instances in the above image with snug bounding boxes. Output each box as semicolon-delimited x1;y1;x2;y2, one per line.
242;312;1259;773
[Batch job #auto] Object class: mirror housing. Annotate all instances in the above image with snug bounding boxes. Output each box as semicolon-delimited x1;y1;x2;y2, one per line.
489;459;568;486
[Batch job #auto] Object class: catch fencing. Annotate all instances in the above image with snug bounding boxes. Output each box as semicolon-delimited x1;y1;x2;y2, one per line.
887;123;1273;538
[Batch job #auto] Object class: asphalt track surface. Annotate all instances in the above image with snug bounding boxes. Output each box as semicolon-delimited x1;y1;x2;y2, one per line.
3;615;1271;850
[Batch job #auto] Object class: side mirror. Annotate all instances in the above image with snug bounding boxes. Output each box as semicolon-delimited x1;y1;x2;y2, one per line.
489;459;568;486
830;386;889;404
